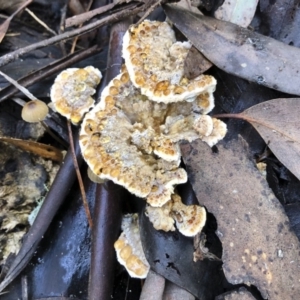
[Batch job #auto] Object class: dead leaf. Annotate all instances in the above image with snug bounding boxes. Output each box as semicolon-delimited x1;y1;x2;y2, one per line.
218;98;300;182
0;137;63;162
0;0;26;12
184;46;212;79
216;287;256;300
181;137;300;299
172;0;201;14
0;0;32;43
164;4;300;96
214;0;259;27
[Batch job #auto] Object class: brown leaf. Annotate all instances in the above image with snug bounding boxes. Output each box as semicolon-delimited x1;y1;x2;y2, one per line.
184;46;212;79
0;0;26;12
0;0;32;43
164;4;300;96
181;137;300;299
224;98;300;181
0;137;63;162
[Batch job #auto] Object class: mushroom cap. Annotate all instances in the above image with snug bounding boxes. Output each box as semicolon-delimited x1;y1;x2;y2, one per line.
114;214;150;278
21;99;49;123
122;20;216;105
50;66;102;124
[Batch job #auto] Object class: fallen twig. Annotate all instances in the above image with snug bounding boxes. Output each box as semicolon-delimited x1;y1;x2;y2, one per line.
0;1;144;67
88;18;132;300
140;270;165;300
67;120;93;228
0;45;101;103
66;3;115;28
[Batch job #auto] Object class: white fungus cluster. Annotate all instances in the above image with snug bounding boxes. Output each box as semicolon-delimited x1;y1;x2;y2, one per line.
79;20;227;208
51;20;227;279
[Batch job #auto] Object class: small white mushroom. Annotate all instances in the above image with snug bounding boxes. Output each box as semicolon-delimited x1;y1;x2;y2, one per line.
21;99;49;123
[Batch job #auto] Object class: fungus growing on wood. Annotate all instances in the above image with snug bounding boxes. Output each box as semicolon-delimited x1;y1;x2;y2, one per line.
202;118;228;147
79;20;227;207
123;20;216;104
114;214;150;278
145;193;207;236
79;70;188;207
21;99;49;123
50;66;102;124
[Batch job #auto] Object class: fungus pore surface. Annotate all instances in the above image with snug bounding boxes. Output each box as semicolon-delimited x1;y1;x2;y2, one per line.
50;66;102;124
123;20;216;106
114;214;150;278
79;20;227;207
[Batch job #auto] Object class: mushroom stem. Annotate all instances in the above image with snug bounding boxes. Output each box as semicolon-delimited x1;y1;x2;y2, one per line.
41;121;68;148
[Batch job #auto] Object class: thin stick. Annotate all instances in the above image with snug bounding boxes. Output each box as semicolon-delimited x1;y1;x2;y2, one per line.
70;0;94;53
212;113;242;119
58;4;67;56
41;121;69;148
21;275;28;300
0;45;100;103
0;70;36;100
136;0;162;25
0;2;141;67
25;8;57;35
65;3;115;28
67;120;93;228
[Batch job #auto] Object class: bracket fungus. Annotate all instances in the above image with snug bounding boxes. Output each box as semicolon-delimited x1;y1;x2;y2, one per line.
79;70;188;207
50;66;102;125
122;20;216;105
79;20;227;208
145;193;207;236
114;214;150;278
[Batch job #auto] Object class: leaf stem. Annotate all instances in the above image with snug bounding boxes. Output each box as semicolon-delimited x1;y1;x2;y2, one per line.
212;113;244;120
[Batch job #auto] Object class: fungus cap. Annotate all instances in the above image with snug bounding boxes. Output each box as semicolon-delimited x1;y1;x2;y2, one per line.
146;193;207;236
171;194;207;237
87;167;105;184
114;214;150;278
123;20;216;106
202;118;227;147
21;100;49;123
79;71;190;207
50;66;102;124
145;200;175;232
